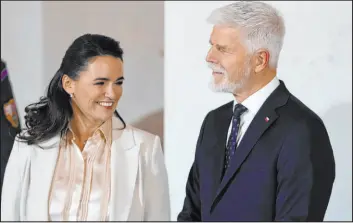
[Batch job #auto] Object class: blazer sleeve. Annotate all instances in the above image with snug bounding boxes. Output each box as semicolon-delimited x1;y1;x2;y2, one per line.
1;136;29;221
177;112;209;221
275;119;335;221
144;135;171;221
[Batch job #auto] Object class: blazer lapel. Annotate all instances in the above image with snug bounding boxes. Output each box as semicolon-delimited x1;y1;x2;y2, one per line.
109;118;140;221
211;81;290;210
31;135;60;221
209;102;233;199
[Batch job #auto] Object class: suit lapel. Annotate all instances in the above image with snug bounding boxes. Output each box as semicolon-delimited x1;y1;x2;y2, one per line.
211;81;290;210
31;135;60;221
109;118;140;221
206;102;234;210
210;102;233;188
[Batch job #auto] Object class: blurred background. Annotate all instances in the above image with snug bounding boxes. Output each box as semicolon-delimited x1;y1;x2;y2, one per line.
1;1;164;143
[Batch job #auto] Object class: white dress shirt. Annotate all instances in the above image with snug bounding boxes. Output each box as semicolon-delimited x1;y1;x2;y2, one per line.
49;120;112;221
227;77;280;146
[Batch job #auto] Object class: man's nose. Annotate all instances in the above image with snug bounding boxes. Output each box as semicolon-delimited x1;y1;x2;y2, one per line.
206;47;218;64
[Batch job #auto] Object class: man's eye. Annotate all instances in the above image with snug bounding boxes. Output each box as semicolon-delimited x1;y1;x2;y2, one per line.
94;82;104;85
217;46;226;52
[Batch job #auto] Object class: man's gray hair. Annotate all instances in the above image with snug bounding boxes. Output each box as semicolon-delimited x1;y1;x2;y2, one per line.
207;1;285;68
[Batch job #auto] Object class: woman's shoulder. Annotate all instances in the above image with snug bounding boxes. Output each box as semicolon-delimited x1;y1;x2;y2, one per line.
9;133;34;159
14;131;60;151
125;125;164;161
126;124;161;144
112;117;161;144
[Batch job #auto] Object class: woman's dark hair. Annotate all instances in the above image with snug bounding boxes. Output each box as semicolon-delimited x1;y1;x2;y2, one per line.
18;34;126;146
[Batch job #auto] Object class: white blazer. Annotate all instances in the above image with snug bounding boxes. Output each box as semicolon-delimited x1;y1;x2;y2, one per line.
1;117;171;221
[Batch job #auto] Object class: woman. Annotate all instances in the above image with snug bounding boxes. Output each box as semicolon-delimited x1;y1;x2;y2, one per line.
1;34;170;221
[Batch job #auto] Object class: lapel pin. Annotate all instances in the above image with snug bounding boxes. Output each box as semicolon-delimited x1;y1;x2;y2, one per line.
265;117;270;122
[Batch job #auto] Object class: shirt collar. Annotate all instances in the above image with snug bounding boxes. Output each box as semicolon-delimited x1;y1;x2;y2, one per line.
66;118;112;143
234;76;280;115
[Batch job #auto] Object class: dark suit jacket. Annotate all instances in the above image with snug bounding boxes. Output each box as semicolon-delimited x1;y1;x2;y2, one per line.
178;81;335;221
1;59;21;202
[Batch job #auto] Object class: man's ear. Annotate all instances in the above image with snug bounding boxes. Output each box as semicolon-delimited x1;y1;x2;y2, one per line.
61;74;75;95
254;48;270;73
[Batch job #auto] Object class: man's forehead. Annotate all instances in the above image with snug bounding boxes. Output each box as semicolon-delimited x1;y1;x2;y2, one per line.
210;25;242;45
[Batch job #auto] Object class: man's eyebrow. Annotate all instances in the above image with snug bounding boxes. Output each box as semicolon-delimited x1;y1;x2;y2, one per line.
209;40;229;49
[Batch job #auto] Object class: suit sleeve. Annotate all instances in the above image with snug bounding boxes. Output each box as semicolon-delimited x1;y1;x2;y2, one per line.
177;113;210;221
275;118;335;221
144;135;171;221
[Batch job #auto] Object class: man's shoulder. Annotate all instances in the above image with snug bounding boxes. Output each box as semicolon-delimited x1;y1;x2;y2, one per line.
282;93;325;128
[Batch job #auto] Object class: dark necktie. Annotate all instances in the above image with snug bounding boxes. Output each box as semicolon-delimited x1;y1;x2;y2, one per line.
224;103;248;171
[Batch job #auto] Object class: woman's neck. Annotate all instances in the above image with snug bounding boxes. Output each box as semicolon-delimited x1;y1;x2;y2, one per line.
69;114;102;149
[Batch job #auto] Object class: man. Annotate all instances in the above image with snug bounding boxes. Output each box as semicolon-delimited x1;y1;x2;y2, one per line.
177;1;335;221
1;59;21;200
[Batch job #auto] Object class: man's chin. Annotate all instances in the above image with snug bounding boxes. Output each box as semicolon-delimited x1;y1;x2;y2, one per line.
208;81;237;93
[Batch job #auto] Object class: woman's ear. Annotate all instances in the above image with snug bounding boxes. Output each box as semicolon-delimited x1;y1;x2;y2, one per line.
62;74;75;95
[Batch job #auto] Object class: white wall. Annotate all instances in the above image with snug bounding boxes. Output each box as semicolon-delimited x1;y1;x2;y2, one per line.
1;1;44;125
165;1;352;221
1;1;164;138
41;1;164;125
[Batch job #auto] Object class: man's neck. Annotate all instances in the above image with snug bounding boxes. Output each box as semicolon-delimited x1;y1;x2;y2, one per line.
234;72;277;103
